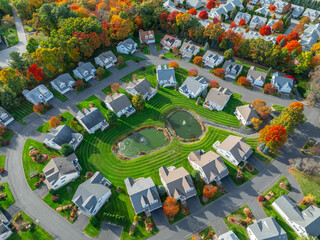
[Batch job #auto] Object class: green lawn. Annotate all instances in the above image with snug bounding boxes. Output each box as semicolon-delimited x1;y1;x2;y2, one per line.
113;50;145;66
0;182;15;211
22;139;61;190
8;211;53;240
0;155;5;169
272;104;286;111
42;177;84;222
142;46;150;55
76;95;109;119
0;16;18;47
223;205;254;240
96;69;113;81
8;100;34;125
168;207;190;225
188;226;215;240
289;169;320;199
28;31;48;44
0;129;14;147
235;60;268;73
164;51;180;59
37;111;84;134
47;85;68;102
260;176;298;240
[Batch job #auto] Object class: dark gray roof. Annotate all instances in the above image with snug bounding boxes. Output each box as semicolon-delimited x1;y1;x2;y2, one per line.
247;217;288;240
127;79;155;96
273;195;320;237
76;62;96;75
0;107;13;125
45;125;79;146
51;73;75;92
203;50;222;62
118;38;137;51
77;108;106;130
0;223;10;235
96;51;116;63
125;177;162;214
180;76;207;95
105;93;132;113
222;61;243;76
272;74;293;89
247;66;267;82
156;65;176;82
72;172;111;215
218;230;239;240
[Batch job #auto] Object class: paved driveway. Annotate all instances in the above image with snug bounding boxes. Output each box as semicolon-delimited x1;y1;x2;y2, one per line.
186;196;202;213
98;223;123;240
247;155;266;172
151;208;169;230
220;176;237;192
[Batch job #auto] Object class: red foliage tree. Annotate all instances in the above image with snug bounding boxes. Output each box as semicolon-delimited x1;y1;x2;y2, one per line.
161;12;167;22
214;68;224;78
237;76;251;87
75;79;84;90
0;125;6;138
168;10;179;22
209;80;220;88
259;125;287;151
263;83;277;94
259;25;272;36
49;116;61;128
229;21;237;29
238;19;246;26
198;10;208;20
276;34;287;45
213;16;220;24
188;68;198;76
163;196;179;219
111;83;120;93
188;8;197;15
33;104;44;114
257;195;265;202
286;31;300;42
269;5;276;11
286;75;295;82
206;0;216;9
284;40;302;53
169;61;179;70
28;64;44;82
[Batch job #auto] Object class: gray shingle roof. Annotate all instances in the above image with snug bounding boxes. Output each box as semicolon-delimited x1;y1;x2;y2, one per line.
118;38;137;51
125;177;162;214
247;66;267;83
105;93;132;114
51;73;75;92
127;78;155;96
205;87;232;107
77;108;106;130
247;217;288;240
96;51;116;64
0;107;13;125
45;125;80;147
180;76;207;95
76;62;96;76
219;230;239;240
156;65;176;83
272;74;293;90
236;104;259;122
222;61;243;76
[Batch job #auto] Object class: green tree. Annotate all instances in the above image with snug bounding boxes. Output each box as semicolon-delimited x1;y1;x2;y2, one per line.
219;38;228;50
0;88;18;109
119;11;128;19
60;143;74;156
295;51;312;74
106;110;118;125
196;96;201;105
266;67;272;78
26;38;39;53
132;94;145;110
204;42;210;52
157;185;166;196
9;52;27;71
230;7;238;20
89;216;98;226
224;48;233;60
191;170;201;182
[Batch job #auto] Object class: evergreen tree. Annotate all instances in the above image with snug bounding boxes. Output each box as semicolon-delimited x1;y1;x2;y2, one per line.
204;42;210;52
9;52;27;71
259;143;266;151
279;38;286;47
266;67;272;78
196;96;201;105
174;82;179;91
230;7;238;20
224;49;233;60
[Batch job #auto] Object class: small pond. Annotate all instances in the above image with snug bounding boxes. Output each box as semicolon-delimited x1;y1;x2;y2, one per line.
117;128;169;158
167;110;203;140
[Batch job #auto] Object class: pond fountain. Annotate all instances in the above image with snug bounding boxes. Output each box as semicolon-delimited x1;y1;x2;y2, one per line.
167;110;203;140
117;128;168;158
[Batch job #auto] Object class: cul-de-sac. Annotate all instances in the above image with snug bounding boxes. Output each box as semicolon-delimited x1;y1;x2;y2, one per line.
0;0;319;239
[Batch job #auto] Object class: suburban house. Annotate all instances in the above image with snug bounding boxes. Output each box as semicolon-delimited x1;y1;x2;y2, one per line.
50;73;75;95
72;172;112;217
179;76;208;98
160;35;182;50
234;104;259;126
202;50;224;68
291;4;305;18
203;87;232;111
0;107;14;126
218;231;240;240
186;0;203;9
43;153;81;191
73;62;96;82
222;61;243;80
255;7;272;17
104;93;136;118
126;78;157;101
300;23;320;50
247;66;267;87
240;31;276;44
234;12;252;25
249;15;267;30
0;211;12;240
124;177;162;215
179;41;200;58
94;51;117;69
116;38;138;54
271;72;293;93
22;84;54;105
274;0;288;14
44;125;83;151
188;150;229;184
76;108;109;134
209;0;243;20
159;166;196;201
139;29;155;44
156;65;177;87
272;195;320;237
247;217;288;240
163;0;176;11
259;0;275;6
249;0;259;5
266;19;277;29
302;8;320;21
213;135;253;166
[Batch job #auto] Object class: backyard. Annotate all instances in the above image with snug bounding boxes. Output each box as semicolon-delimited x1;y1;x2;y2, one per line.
0;15;18;47
8;100;34;125
0;182;15;211
289;169;320;199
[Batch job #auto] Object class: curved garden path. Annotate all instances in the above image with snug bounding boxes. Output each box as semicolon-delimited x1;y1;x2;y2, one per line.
1;50;318;240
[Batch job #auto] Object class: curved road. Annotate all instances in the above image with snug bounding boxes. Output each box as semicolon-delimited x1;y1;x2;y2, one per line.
1;50;319;240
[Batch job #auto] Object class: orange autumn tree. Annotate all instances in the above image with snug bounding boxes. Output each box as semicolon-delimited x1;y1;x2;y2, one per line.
169;61;179;70
272;20;284;33
251;99;266;110
188;8;197;15
237;76;251;87
288;101;304;112
264;83;277;94
259;125;287;151
0;125;6;138
291;24;304;35
111;83;120;93
229;21;237;29
202;184;217;199
299;16;311;25
209;80;220;88
269;5;276;11
33;104;44;113
163;196;179;219
311;54;320;67
214;68;224;78
257;106;271;119
188;68;198;76
251;117;263;130
193;56;203;66
284;40;302;53
49;116;61;128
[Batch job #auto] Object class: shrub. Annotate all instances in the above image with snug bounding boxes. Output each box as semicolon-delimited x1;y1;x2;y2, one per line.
257;195;264;202
209;80;219;88
89;216;98;226
213;68;224;78
169;61;179;70
237;77;251;87
188;68;198;76
157;185;166;196
191;170;201;182
60;144;74;156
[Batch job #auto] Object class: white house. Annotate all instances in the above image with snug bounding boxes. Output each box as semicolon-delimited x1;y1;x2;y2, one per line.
104;93;136;118
222;61;243;80
271;72;293;93
179;41;200;58
249;15;268;30
247;66;267;87
213;135;253;166
234;104;259;126
186;0;203;9
203;87;232;111
247;217;288;240
188;150;229;184
179;76;208;98
274;0;288;14
302;8;320;21
219;231;239;240
255;7;273;17
22;84;54;105
209;0;244;20
72;172;112;217
126;79;157;101
272;195;320;238
116;38;137;54
139;29;155;44
94;51;117;69
44;125;83;151
160;35;181;50
156;65;177;87
76;108;109;134
0;108;14;126
300;23;320;50
291;4;304;18
202;50;224;68
0;211;12;240
50;73;75;95
259;0;275;6
234;12;252;25
73;62;96;82
43;153;81;190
